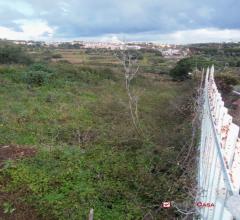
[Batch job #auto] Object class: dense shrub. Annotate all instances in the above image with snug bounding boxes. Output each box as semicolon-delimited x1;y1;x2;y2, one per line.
52;54;62;59
128;50;144;60
23;70;53;86
0;43;32;64
30;63;53;73
170;57;212;81
170;58;193;81
215;74;239;94
16;63;55;86
0;63;55;86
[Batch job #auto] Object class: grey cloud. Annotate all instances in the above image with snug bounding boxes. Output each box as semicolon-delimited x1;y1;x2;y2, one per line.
0;0;239;40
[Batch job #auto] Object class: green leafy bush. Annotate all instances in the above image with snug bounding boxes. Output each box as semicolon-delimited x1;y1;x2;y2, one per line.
170;56;212;81
0;64;54;86
23;70;53;86
30;63;53;73
17;63;55;86
170;58;193;81
0;43;32;64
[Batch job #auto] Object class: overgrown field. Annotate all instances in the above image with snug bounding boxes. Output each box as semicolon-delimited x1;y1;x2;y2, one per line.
0;47;195;219
31;48;176;74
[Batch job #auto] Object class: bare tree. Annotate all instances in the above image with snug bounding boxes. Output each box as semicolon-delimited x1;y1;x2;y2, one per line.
116;45;143;136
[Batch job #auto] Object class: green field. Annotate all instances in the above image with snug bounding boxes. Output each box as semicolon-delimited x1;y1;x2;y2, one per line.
30;48;177;75
0;44;196;219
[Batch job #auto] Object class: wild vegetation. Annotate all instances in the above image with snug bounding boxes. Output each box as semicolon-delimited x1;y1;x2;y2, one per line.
189;42;240;68
0;42;32;65
1;41;239;219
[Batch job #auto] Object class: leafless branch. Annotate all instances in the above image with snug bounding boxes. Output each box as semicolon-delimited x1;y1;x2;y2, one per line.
115;43;144;136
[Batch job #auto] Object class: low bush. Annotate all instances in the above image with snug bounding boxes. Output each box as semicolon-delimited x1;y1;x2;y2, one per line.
170;56;212;81
0;43;32;64
29;63;53;73
215;73;239;94
55;63;117;84
170;58;193;81
22;70;53;86
52;54;62;59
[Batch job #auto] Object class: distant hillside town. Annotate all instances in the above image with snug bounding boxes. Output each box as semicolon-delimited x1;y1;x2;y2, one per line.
4;39;190;58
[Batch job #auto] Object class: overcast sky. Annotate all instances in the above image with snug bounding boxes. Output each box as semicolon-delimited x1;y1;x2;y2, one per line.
0;0;240;44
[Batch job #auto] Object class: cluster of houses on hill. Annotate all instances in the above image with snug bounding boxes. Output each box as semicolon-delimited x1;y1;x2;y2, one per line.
9;39;190;58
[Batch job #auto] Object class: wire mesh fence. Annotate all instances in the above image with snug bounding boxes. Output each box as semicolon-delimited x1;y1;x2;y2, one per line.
197;66;240;220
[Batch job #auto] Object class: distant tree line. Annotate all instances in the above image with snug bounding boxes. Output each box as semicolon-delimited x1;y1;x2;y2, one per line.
57;43;83;49
190;45;240;57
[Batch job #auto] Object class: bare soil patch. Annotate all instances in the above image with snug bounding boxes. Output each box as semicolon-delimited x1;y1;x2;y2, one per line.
0;145;39;220
0;145;37;168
